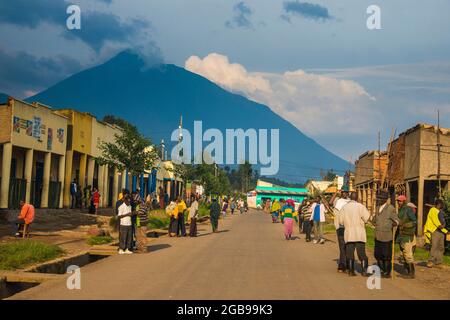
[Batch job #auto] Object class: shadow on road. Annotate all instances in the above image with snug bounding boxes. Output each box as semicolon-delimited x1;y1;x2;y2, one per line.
197;229;230;237
148;243;172;252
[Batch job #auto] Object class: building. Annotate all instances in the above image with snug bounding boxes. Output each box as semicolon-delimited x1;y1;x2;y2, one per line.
0;98;68;209
387;123;450;236
249;180;308;208
304;180;333;196
53;109;123;208
354;150;388;214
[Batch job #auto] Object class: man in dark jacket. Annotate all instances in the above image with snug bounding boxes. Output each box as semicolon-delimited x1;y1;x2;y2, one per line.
210;198;221;233
373;191;398;278
396;195;417;279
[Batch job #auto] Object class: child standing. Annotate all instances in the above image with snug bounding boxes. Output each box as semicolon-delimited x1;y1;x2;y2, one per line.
92;188;101;214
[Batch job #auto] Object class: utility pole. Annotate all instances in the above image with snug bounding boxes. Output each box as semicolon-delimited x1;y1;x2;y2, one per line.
437;109;442;197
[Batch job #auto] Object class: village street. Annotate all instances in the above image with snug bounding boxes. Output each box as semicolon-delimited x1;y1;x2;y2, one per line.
8;209;450;300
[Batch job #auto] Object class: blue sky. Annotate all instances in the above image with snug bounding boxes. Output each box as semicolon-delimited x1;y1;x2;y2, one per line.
0;0;449;161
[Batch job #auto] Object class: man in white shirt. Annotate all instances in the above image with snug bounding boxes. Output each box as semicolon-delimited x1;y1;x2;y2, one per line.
338;192;371;277
189;197;199;237
118;195;135;254
328;186;351;272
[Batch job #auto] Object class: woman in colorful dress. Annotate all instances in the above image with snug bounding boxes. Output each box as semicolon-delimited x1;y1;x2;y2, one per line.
281;199;298;240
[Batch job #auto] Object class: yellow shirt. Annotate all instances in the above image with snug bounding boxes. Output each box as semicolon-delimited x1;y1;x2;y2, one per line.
177;200;187;214
424;207;448;244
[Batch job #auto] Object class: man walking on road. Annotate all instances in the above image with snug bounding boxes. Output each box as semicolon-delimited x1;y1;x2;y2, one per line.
373;191;398;278
210;198;221;233
424;199;448;268
329;186;351;272
396;195;417;279
189;196;199;237
310;197;326;244
339;192;371;277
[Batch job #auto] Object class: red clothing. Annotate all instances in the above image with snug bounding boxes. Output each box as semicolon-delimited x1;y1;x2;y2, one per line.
18;204;35;225
93;191;100;204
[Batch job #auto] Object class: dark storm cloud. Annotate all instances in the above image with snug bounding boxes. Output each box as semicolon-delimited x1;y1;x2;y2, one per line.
63;12;150;52
0;0;151;52
282;1;332;22
0;48;83;98
0;0;67;28
225;2;253;29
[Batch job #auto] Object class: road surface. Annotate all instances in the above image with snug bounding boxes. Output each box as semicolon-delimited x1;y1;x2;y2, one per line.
9;210;450;299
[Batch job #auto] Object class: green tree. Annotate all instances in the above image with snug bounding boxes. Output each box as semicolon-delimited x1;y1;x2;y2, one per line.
97;122;158;175
323;169;337;181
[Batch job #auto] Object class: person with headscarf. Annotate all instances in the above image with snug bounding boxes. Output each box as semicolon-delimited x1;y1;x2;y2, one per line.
210;198;221;233
166;200;179;237
281;199;298;240
270;199;281;223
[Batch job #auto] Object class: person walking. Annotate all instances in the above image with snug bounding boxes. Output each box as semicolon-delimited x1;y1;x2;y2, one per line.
270;199;281;223
92;188;100;214
396;195;417;279
83;185;92;210
70;179;77;209
302;200;313;242
298;200;306;233
329;186;351;272
118;195;134;254
338;192;371;277
230;201;236;215
310;197;326;244
239;199;245;214
177;197;187;237
281;199;298;240
221;199;228;218
136;198;150;253
373;191;398;278
424;199;448;268
189;196;199;237
210;198;221;233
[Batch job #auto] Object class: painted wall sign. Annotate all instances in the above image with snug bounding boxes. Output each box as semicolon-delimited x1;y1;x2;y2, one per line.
47;127;53;150
57;128;64;143
13;116;20;133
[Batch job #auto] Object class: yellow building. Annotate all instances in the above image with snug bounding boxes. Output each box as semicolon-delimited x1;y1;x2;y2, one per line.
0;98;68;209
54;109;123;208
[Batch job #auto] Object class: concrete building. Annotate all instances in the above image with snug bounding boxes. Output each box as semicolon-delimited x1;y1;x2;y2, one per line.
387;123;450;236
354;150;388;214
53;109;123;208
0;98;68;209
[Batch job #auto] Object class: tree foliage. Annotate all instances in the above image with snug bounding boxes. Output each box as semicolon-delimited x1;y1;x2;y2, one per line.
97;117;158;175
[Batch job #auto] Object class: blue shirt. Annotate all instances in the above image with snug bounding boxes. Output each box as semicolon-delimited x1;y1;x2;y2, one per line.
313;204;321;222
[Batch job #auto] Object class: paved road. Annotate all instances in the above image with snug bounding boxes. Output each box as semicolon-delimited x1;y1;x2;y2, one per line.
9;210;449;299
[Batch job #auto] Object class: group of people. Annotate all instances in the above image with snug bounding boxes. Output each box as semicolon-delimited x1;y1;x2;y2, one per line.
267;186;448;279
115;188;151;254
269;197;326;243
165;196;200;237
69;179;101;214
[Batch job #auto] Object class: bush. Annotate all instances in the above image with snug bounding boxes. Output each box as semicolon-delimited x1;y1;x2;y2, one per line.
0;240;65;270
87;236;114;246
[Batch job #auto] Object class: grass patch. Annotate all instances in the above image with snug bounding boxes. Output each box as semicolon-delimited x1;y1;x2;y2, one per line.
87;236;114;246
0;240;65;270
147;209;170;229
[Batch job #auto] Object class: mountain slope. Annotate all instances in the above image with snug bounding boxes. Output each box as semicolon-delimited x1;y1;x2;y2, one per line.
28;51;349;182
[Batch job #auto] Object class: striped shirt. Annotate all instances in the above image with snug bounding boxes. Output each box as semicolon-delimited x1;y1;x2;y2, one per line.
138;203;149;226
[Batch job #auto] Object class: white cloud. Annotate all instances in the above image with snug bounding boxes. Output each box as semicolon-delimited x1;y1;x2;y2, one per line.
185;53;377;136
